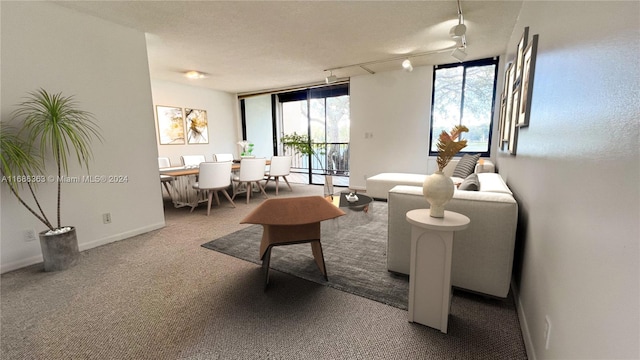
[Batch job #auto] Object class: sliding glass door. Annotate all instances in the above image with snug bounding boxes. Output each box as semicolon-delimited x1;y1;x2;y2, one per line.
279;84;350;185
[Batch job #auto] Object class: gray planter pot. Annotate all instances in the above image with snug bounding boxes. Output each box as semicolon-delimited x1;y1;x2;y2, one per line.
39;227;79;271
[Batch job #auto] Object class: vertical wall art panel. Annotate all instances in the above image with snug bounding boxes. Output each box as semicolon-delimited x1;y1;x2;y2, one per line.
185;108;209;144
156;105;185;145
502;63;516;147
508;85;520;155
515;27;529;85
498;93;507;149
500;26;539;155
517;34;539;128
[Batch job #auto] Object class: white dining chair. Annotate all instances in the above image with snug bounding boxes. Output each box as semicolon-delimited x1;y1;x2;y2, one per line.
191;162;236;215
158;157;174;199
231;158;268;204
181;154;206;167
264;156;292;195
213;153;234;162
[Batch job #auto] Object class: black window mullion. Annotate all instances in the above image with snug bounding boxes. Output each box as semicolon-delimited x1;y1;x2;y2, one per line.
460;66;467;129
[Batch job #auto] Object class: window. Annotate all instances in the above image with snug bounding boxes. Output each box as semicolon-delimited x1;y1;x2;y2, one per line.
429;58;499;156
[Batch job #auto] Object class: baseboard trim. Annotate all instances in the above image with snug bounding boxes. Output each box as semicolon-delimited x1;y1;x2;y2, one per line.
78;222;165;251
512;279;537;360
0;222;165;274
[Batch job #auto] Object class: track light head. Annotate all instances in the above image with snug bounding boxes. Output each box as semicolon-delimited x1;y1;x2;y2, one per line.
402;59;413;72
449;23;467;38
325;74;338;84
451;48;468;62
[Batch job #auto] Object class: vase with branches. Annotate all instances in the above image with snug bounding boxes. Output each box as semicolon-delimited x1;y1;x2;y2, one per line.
423;125;469;218
1;88;103;270
435;125;469;172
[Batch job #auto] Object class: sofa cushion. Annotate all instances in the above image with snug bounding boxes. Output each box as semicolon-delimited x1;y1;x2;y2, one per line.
365;173;427;200
458;173;479;191
477;173;513;195
452;154;480;178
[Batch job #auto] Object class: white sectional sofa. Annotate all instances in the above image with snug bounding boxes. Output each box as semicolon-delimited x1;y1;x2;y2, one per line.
386;172;517;298
366;159;495;200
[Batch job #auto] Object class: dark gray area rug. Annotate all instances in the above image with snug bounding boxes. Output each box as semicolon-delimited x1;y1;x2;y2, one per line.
202;201;412;309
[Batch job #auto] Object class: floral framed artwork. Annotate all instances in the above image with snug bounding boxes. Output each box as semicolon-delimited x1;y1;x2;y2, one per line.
517;34;539;128
156;105;185;145
185;108;209;144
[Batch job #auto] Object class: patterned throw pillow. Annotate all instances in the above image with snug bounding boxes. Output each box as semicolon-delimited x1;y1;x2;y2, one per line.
452;153;481;178
458;173;480;191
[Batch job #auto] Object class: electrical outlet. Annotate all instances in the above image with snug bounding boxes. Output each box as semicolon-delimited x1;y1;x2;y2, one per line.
544;315;552;350
24;229;37;242
102;213;112;224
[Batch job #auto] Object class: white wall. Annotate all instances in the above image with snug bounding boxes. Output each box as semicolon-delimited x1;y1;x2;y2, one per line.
151;80;240;166
349;66;434;190
498;2;639;359
1;2;165;272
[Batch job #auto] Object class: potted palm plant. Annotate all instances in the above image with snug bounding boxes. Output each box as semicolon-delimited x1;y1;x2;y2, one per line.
1;89;103;271
280;132;334;196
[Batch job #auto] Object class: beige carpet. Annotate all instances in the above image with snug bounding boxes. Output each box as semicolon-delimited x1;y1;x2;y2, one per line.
1;182;527;359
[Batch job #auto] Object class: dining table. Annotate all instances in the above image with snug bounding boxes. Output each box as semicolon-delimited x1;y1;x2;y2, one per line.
159;160;270;209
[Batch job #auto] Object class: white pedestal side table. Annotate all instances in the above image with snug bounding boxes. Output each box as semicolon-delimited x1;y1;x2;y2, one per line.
406;209;470;333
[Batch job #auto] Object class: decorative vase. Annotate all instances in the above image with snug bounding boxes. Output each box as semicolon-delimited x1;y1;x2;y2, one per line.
422;171;455;218
39;226;80;271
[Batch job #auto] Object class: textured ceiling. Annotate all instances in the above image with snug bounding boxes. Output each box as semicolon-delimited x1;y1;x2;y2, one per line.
53;1;522;94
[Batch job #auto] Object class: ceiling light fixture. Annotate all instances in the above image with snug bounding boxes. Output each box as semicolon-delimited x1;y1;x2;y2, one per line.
449;23;467;38
451;48;468;62
323;0;468;76
450;0;467;49
185;70;207;79
402;59;413;72
325;71;338;84
324;47;456;75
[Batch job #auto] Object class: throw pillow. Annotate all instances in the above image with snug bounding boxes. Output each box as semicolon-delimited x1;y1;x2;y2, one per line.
452;153;480;178
458;173;480;191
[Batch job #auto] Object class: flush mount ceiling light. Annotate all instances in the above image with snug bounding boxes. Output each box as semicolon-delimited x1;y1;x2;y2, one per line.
402;59;414;72
185;70;207;79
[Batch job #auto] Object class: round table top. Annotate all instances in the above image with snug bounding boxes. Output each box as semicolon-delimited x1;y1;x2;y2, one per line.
406;209;470;231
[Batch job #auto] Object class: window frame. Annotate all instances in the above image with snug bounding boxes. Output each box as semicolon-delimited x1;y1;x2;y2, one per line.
428;57;499;158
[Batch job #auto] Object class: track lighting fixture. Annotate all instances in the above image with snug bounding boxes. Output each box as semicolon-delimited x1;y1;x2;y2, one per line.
451;48;468;62
449;23;467;38
402;59;413;72
323;0;469;76
325;71;338;84
450;0;467;48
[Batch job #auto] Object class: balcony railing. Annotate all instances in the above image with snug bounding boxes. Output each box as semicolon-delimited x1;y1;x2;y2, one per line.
283;142;350;176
